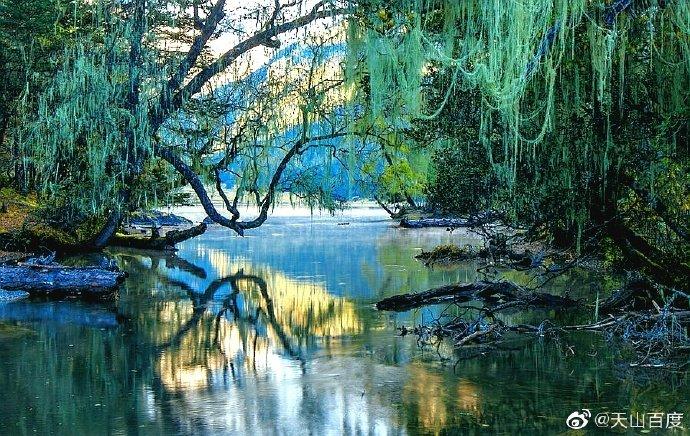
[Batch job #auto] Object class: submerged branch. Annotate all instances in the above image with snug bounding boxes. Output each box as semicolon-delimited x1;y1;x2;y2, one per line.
376;280;577;312
385;277;690;369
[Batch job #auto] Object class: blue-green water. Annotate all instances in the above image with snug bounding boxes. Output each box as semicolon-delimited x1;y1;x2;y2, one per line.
0;209;689;435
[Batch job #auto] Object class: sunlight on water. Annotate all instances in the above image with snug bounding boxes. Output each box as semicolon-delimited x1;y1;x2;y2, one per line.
0;208;689;434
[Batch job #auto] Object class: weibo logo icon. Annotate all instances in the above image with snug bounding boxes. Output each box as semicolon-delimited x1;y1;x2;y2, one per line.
566;409;591;429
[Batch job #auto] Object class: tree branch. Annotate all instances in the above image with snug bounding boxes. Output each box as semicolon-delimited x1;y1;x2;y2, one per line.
158;0;227;110
155;145;246;234
155;131;347;235
150;0;349;131
237;131;347;229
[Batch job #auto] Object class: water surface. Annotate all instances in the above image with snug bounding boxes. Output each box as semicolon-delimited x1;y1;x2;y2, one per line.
1;208;689;435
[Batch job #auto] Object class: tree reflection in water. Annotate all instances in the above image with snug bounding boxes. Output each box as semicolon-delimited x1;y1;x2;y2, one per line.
2;222;689;435
110;249;406;434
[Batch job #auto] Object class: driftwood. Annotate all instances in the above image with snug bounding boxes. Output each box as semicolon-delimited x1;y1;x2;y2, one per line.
400;218;471;229
376;280;576;312
400;212;502;229
0;264;126;298
388;277;690;369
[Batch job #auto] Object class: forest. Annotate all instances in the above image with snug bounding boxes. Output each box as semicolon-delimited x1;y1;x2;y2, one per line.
0;0;689;434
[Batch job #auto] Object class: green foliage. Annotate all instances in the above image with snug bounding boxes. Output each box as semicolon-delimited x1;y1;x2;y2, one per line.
379;155;426;198
5;0;357;237
0;0;73;188
13;1;177;226
426;142;494;216
351;1;689;261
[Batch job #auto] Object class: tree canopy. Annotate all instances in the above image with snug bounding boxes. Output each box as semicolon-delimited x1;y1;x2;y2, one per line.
6;0;351;246
346;0;689;287
0;0;688;290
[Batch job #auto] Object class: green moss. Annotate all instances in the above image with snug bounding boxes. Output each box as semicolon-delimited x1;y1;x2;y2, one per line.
0;189;36;234
0;188;102;251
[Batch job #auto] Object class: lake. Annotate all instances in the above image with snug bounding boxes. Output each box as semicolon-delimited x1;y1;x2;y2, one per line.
0;207;688;435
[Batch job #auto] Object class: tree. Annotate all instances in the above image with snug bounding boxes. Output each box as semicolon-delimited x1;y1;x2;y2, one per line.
0;0;80;188
15;0;351;248
348;0;690;289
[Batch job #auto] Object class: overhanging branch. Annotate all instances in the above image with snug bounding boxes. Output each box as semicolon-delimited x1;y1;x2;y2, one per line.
156;131;347;235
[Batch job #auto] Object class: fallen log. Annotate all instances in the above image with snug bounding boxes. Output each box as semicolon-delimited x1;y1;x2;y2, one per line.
110;222;207;250
376;281;514;310
0;264;126;298
400;212;502;229
400;218;470;229
376;280;576;312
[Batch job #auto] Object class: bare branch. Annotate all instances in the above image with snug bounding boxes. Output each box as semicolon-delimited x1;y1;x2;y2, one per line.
155;131;347;235
156;0;227;118
238;131;347;230
150;0;349;131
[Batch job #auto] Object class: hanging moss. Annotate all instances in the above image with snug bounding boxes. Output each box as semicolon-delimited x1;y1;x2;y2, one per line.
16;1;162;224
349;0;690;242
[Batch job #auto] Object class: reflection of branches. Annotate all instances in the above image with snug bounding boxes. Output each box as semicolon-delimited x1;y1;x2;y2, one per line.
164;255;208;279
117;250;311;392
157;275;238;350
126;250;304;361
115;249;208;279
229;271;302;359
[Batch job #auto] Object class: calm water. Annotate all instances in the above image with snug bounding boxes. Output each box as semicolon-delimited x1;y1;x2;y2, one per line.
1;208;689;435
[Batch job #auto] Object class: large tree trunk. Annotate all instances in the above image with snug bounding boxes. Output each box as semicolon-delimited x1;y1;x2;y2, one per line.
0;265;126;298
110;222;208;250
605;218;690;291
92;209;123;249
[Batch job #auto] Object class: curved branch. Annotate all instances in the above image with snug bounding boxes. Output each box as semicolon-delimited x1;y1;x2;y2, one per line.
156;132;347;235
165;0;227;96
236;132;347;230
155;145;246;235
150;1;349;131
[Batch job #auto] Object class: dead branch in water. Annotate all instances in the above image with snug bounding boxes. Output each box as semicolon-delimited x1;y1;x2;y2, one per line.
379;277;690;369
400;212;503;229
376;280;577;312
